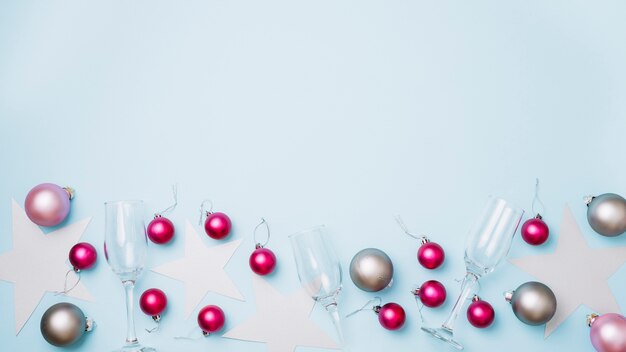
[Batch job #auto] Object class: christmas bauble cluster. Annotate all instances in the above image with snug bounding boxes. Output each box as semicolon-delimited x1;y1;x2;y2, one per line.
23;181;626;351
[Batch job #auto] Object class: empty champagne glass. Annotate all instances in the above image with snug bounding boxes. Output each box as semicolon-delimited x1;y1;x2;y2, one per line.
104;200;156;352
421;197;523;350
290;226;344;345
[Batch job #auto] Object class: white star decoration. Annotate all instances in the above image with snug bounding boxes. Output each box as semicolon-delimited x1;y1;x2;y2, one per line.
509;205;626;337
152;220;244;317
0;199;94;335
224;275;339;352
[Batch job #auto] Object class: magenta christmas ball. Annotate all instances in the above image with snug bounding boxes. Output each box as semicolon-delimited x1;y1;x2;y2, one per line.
204;212;232;240
147;216;175;244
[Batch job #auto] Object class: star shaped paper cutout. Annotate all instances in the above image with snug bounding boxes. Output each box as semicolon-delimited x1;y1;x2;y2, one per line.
224;275;339;352
152;220;244;317
0;199;94;335
509;205;626;337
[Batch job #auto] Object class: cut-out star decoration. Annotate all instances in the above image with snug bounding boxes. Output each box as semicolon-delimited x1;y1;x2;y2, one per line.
152;220;244;317
0;199;93;335
224;275;339;352
509;205;626;337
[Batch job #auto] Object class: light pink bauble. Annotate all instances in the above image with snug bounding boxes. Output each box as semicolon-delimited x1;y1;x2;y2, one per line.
590;313;626;352
24;183;72;227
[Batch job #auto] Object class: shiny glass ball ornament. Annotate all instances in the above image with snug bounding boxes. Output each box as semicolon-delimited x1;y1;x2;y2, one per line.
521;215;550;245
586;193;626;237
418;239;445;269
25;183;74;227
376;302;406;330
40;303;93;347
147;215;175;244
466;295;495;328
504;281;557;325
198;305;225;335
588;313;626;352
140;288;168;318
249;246;277;276
349;248;394;292
204;212;232;240
414;280;447;308
68;242;98;271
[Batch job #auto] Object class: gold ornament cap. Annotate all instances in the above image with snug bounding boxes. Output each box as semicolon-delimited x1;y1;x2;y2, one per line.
587;313;599;327
63;187;75;200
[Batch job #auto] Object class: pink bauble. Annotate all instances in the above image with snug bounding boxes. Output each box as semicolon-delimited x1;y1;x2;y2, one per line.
68;242;97;271
416;280;447;308
249;247;277;276
140;288;168;317
24;183;72;227
198;305;225;335
521;216;549;245
377;303;406;330
147;216;175;244
467;296;495;328
590;313;626;352
204;212;232;240
418;241;445;269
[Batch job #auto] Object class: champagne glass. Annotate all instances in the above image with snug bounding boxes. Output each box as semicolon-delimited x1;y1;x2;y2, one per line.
421;197;523;350
290;225;344;345
104;200;156;352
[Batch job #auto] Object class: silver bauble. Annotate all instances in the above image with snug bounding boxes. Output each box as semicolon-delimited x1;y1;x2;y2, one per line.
40;302;93;347
505;281;557;326
349;248;393;292
586;193;626;237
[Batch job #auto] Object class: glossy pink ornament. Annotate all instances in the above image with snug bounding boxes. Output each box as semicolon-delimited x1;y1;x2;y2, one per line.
466;295;495;328
68;243;97;271
147;216;175;244
418;240;445;269
204;212;232;240
140;288;168;319
414;280;447;308
521;215;549;245
589;313;626;352
24;183;74;227
249;246;277;276
198;305;225;335
377;302;406;330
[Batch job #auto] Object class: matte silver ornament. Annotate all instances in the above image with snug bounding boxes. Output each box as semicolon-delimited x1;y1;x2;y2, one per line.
40;302;93;347
349;248;393;292
504;281;557;326
586;193;626;237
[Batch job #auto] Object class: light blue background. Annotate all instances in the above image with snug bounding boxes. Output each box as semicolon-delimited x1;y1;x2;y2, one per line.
1;1;626;351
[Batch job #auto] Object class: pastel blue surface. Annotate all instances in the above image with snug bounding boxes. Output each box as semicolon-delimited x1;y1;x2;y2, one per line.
1;1;626;351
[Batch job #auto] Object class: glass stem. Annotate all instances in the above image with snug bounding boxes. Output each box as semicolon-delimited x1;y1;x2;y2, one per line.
325;302;344;346
123;280;138;345
442;272;479;332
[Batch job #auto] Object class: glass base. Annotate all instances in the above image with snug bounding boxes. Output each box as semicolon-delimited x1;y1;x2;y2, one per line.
421;326;464;350
114;343;156;352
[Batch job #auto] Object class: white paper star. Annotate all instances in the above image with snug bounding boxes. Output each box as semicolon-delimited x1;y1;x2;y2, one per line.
224;275;339;352
509;205;626;337
151;220;244;317
0;199;94;335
